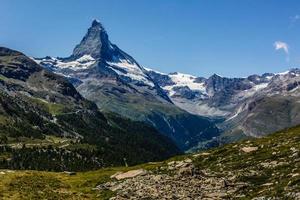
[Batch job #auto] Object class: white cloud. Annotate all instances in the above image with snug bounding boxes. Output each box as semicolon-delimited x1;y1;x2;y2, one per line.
274;41;289;54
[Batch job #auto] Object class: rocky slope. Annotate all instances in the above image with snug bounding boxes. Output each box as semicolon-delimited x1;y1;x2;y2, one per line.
221;69;300;137
146;69;275;118
0;47;181;171
1;124;299;199
34;20;220;151
147;68;300;144
99;125;300;199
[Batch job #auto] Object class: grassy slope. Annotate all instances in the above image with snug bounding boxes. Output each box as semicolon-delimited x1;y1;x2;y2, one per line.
0;163;161;200
194;125;300;198
1;125;300;199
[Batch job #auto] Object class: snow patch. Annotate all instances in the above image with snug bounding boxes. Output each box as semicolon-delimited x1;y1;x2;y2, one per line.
55;55;96;70
236;82;269;100
277;70;290;75
253;82;269;91
227;105;244;121
163;72;207;95
107;59;154;87
34;55;96;71
144;67;167;75
265;75;273;80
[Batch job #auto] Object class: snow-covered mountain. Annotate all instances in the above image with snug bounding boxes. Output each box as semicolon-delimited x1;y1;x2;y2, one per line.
146;67;300;142
146;68;275;117
34;20;220;151
35;20;159;90
225;69;300;137
34;20;172;107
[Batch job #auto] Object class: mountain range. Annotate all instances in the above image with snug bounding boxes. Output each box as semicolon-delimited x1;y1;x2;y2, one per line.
34;20;220;151
147;68;300;148
34;20;300;150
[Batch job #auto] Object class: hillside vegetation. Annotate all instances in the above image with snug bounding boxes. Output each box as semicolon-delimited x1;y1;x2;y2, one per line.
0;125;300;199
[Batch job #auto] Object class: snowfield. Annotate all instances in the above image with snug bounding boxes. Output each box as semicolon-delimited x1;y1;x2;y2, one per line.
34;55;96;71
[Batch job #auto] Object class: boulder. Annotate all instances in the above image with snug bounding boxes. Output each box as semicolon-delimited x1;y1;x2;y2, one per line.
112;169;148;180
241;146;258;153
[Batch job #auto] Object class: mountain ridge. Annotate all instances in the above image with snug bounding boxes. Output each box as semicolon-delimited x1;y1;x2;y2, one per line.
34;20;220;151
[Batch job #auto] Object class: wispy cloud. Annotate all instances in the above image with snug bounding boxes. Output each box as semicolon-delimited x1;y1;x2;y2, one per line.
274;41;289;54
274;41;289;62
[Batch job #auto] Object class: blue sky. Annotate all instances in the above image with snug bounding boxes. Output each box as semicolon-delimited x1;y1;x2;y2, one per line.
1;0;300;77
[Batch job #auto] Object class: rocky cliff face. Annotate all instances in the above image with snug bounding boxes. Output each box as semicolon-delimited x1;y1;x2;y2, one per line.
71;20;110;60
221;69;300;138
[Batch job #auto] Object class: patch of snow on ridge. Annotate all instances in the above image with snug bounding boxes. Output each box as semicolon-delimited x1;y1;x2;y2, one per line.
235;82;269;100
226;105;244;121
277;70;290;76
34;55;96;71
163;86;176;96
93;18;100;23
165;72;207;95
76;55;95;63
107;59;154;87
144;67;167;75
56;55;96;70
253;82;269;91
265;75;274;80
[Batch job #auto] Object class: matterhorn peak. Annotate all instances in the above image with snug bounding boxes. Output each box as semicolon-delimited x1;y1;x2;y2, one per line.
71;19;110;60
92;18;100;24
91;19;104;29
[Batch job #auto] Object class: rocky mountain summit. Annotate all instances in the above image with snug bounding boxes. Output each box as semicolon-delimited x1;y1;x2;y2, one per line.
71;19;111;60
